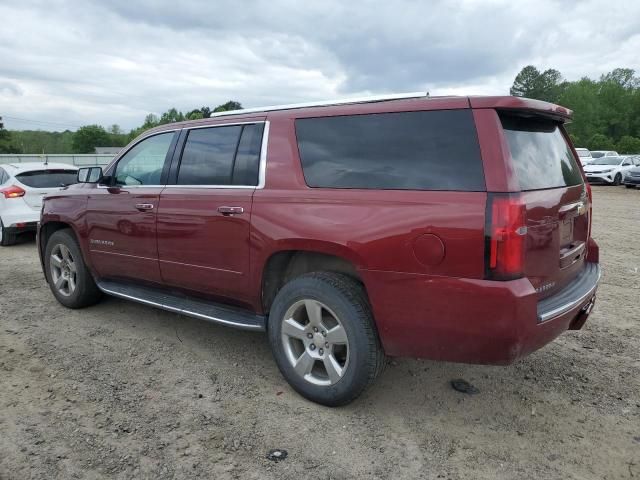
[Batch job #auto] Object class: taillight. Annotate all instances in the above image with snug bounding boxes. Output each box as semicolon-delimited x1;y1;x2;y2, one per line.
0;185;26;199
485;194;527;280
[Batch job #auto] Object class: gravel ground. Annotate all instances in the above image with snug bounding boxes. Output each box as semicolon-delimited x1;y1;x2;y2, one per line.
1;185;639;480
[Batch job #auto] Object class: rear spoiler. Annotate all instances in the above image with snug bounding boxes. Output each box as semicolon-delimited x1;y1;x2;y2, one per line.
468;96;573;123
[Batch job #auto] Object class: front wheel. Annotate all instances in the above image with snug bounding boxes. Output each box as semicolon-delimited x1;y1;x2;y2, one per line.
44;229;102;308
268;272;385;406
613;173;622;186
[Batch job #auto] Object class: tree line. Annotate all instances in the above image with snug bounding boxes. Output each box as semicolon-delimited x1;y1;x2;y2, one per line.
3;67;640;155
511;66;640;153
0;101;242;154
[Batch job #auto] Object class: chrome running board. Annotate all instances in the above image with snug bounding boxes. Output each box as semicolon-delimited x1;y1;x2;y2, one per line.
96;280;265;331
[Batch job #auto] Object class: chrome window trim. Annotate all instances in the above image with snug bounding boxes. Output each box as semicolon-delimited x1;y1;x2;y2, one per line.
168;120;270;189
99;120;270;190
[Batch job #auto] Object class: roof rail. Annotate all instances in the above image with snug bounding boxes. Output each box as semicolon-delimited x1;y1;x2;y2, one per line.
209;92;429;118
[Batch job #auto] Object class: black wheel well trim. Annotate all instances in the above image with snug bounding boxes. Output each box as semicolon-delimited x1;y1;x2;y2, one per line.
260;250;365;315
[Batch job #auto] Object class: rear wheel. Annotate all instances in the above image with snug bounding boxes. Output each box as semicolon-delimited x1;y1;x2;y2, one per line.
268;272;385;406
0;219;17;246
613;173;622;186
44;229;102;308
625;184;636;189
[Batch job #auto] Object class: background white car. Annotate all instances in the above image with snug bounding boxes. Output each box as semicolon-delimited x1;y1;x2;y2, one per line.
590;150;619;159
0;163;78;246
582;156;639;185
575;147;593;165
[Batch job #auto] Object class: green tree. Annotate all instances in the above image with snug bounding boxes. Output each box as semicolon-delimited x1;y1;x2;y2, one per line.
0;116;20;153
587;133;615;151
617;135;640;153
72;125;110;153
510;66;566;103
213;101;242;113
187;110;204;120
159;108;185;124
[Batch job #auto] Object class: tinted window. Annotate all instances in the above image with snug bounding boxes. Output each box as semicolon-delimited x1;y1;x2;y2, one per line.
178;126;242;185
0;168;7;184
500;115;583;191
16;170;78;188
232;124;264;186
114;132;174;186
295;110;485;191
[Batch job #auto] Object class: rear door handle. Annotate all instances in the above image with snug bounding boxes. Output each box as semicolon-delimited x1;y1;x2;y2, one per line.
135;203;154;211
217;206;244;216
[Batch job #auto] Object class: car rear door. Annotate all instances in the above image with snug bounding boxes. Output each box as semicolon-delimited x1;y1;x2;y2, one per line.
86;131;178;284
498;113;589;299
156;121;266;306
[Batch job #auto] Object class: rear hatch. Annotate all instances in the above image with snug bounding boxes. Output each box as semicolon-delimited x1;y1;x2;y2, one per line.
15;169;78;210
499;113;589;299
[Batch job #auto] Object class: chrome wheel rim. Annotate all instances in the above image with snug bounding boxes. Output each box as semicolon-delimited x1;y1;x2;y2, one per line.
50;244;77;297
281;299;350;386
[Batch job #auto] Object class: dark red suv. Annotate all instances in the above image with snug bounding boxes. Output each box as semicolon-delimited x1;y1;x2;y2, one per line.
38;94;601;406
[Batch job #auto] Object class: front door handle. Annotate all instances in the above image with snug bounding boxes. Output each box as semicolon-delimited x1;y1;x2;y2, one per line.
217;206;244;216
135;203;154;211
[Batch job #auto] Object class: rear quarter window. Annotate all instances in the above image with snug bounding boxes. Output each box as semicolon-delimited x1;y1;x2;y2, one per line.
295;110;485;191
500;114;583;191
16;170;78;188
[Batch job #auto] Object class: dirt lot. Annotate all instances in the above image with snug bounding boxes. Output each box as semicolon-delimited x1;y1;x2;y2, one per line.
0;185;639;480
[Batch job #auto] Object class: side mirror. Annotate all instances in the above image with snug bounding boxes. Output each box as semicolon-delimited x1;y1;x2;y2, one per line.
77;166;103;183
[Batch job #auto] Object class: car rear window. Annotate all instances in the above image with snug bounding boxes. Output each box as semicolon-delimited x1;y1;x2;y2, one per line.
501;114;583;191
15;170;77;188
295;110;485;191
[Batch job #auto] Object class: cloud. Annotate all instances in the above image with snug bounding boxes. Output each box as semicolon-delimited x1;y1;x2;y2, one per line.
0;0;639;131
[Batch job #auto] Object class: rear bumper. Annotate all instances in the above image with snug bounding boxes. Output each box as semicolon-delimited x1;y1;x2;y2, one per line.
1;209;40;228
362;261;601;365
3;221;38;233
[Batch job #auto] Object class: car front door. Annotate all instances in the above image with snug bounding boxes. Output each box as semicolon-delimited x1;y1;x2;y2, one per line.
156;121;266;306
86;130;178;284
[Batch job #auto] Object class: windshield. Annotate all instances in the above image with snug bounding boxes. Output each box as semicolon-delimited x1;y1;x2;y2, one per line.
576;149;591;157
590;158;621;166
591;152;606;158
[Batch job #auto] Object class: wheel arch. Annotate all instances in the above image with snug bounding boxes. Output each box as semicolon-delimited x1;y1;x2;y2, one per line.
39;221;90;279
259;245;367;315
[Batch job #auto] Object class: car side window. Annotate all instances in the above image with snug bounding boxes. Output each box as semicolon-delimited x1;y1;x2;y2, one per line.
622;160;631;166
176;123;264;186
114;132;175;186
0;168;7;184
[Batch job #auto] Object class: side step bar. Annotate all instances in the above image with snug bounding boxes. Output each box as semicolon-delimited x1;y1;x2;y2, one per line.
96;280;266;331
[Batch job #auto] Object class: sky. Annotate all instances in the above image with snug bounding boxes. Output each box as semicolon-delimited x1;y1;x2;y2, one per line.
1;0;639;131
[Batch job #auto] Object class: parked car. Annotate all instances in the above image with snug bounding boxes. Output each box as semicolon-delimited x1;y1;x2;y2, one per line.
590;150;619;159
622;157;640;188
37;94;601;406
583;156;638;185
575;147;593;165
0;163;78;246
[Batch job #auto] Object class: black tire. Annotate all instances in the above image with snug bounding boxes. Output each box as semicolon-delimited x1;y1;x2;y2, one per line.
625;184;636;189
0;219;17;246
268;272;385;407
613;173;622;186
44;229;102;308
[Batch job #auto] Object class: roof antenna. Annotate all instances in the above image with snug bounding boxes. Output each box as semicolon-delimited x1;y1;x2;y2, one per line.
43;148;48;167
